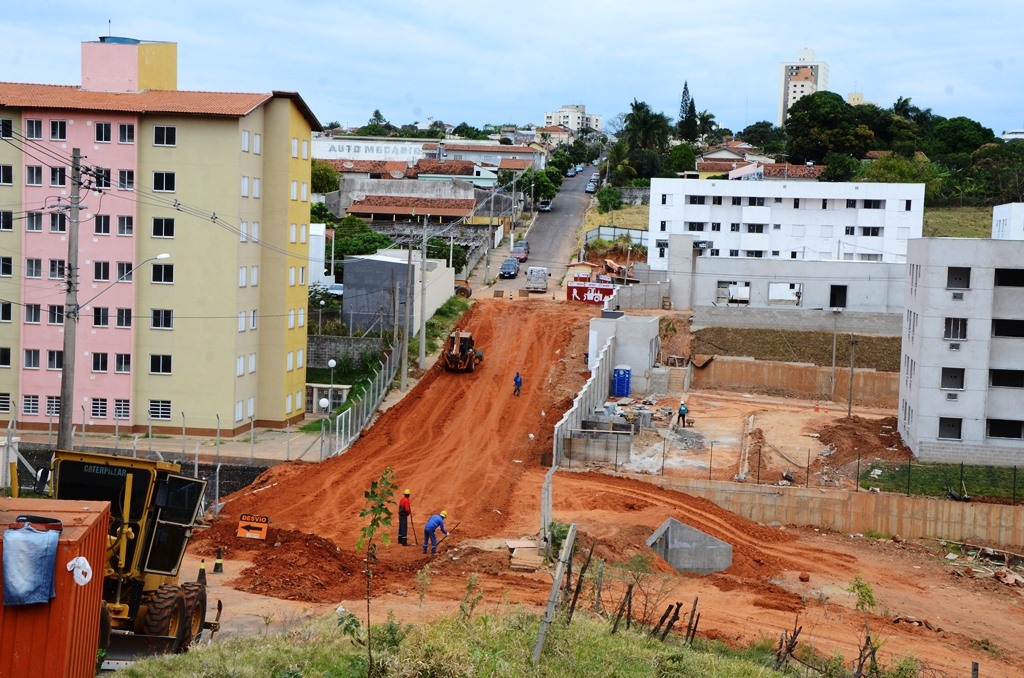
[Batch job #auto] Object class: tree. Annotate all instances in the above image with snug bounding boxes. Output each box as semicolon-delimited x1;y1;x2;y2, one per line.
356;467;399;672
965;140;1024;205
739;121;787;154
311;201;336;225
661;144;696;176
785;91;873;163
819;152;861;182
623;99;672;154
680;99;698;143
857;153;943;201
451;122;488;140
336;230;394;256
596;185;623;213
677;82;691;136
427;237;468;275
696;110;717;145
923;116;997;160
311;158;340;195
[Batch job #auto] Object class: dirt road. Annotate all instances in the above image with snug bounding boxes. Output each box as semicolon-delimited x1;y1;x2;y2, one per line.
192;297;1024;676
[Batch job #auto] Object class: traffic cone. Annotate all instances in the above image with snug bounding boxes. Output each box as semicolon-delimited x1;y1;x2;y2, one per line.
198;559;207;584
213;547;224;574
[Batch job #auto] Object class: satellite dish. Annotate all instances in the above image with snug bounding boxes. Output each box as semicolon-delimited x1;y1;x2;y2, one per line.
389;170;404;178
342;161;354;169
351;193;366;202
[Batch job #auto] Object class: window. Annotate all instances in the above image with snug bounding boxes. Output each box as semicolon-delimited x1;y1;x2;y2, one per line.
0;257;10;277
26;213;42;231
288;310;295;329
0;119;9;139
660;194;667;205
250;310;258;329
25;304;40;323
249;353;257;373
254;178;261;198
748;197;765;206
0;393;8;413
905;200;912;211
947;267;971;289
729;249;739;257
93;307;108;327
687;222;704;232
241;176;249;197
149;400;172;420
152;217;174;238
26;119;42;139
153;126;176;146
730;223;740;232
250;266;258;286
290;181;298;200
744;250;764;258
91;398;107;418
115;354;131;373
94;168;111;189
987;419;1023;439
47;350;63;370
991;369;1024;387
22;395;39;415
24;349;40;369
118;170;134;190
50;213;66;232
944;317;968;340
26;165;42;185
712;196;722;205
152;264;174;283
0;348;9;367
829;285;847;308
289;266;296;285
253;134;261;154
239;267;247;287
993;319;1024;338
238;312;246;332
153;172;175;192
49;259;65;279
821;199;828;209
94;261;110;281
150;355;172;374
116;308;132;328
95;122;111;143
709;248;720;256
861;227;880;237
844;226;855;235
940;367;965;390
994;268;1024;287
118;123;135;144
117;262;133;281
0;302;9;322
731;196;741;206
240;221;248;242
793;198;800;208
92;352;108;372
289;224;297;243
688;195;705;205
25;258;41;278
151;309;173;329
298;309;305;327
251;222;259;241
0;165;11;185
299;266;306;285
711;222;721;231
864;199;883;209
291;138;299;157
286;352;294;371
747;224;765;233
302;140;309;159
117;216;133;235
46;396;60;416
846;199;857;208
236;356;245;377
50;120;66;141
94;214;110;235
0;211;9;232
241;130;250;151
114;399;130;419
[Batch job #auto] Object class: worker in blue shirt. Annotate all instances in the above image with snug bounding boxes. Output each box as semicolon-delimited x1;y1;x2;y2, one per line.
678;402;689;428
513;372;523;397
422;511;448;554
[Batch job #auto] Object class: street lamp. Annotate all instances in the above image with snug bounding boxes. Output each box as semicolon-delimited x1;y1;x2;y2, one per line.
57;253;171;451
328;358;337;411
319;300;325;335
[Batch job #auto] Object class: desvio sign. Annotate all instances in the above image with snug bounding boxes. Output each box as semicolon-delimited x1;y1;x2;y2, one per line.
567;282;616;304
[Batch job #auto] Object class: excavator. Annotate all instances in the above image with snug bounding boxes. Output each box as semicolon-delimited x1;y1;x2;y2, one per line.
441;328;484;372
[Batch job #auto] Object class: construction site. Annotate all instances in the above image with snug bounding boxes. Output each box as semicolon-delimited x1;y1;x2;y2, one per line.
188;297;1024;677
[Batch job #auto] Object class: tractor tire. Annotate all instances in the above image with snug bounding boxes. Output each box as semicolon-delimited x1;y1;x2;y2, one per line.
142;584;188;653
180;582;208;651
467;357;475;372
475;350;484;363
454;285;472;298
99;601;111;652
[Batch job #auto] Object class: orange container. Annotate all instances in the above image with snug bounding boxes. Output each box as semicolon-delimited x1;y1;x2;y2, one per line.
0;498;110;678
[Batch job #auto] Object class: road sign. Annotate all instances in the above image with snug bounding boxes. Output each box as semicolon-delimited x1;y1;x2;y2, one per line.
236;513;269;540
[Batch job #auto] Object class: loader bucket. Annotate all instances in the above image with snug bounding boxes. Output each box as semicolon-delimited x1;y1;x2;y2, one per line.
100;632;180;670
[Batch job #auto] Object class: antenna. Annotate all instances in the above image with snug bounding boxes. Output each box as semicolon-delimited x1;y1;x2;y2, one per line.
108;19;111;36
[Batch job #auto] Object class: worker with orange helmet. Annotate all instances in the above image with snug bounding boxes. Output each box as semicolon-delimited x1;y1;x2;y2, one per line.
397;489;412;546
422;511;449;554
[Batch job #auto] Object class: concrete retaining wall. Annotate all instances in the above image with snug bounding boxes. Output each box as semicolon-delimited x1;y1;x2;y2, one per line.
637;474;1024;551
692;306;903;335
690;355;899;403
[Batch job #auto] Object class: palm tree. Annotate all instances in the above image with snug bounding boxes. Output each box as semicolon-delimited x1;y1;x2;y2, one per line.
623;99;672;153
696;110;717;145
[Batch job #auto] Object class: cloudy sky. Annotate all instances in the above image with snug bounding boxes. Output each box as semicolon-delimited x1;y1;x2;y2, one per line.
4;1;1022;136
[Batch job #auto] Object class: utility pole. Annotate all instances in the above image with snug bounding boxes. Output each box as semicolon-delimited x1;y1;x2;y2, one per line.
400;225;413;391
847;334;858;419
418;215;427;369
484;191;495;282
57;149;82;451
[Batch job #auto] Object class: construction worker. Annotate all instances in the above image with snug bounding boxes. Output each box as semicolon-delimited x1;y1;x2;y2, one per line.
678;401;689;428
513;372;522;397
422;511;448;554
398;489;412;546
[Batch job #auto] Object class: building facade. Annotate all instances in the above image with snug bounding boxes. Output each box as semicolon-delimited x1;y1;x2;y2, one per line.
899;237;1024;466
647;178;924;272
0;36;320;435
778;49;828;125
542;105;602;133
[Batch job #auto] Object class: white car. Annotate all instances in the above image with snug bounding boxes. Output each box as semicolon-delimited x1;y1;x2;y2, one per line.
327;283;344;297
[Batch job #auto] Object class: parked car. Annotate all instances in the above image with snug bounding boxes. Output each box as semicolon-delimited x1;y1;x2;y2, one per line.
585;183;596;193
575;164;584;173
538;199;552;212
499;257;520;278
327;283;344;297
514;240;530;255
511;246;529;262
565;168;576;177
591;172;600;182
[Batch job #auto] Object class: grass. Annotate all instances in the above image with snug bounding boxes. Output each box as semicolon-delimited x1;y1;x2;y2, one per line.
922;206;993;238
693;327;902;372
861;460;1023;501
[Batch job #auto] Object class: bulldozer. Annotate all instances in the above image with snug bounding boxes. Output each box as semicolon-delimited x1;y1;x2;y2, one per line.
441;328;483;372
454;279;473;298
48;449;221;668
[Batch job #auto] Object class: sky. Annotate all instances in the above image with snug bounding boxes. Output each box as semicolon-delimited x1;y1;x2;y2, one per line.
3;1;1023;137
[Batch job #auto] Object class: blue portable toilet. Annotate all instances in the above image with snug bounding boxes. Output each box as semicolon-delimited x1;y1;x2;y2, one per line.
612;365;632;397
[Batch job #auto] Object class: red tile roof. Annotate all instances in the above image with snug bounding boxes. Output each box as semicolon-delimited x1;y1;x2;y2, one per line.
323;159;409;177
761;163;825;179
0;82;322;130
409;159;476;176
697;161;753;173
347;196;476;218
499;158;534;170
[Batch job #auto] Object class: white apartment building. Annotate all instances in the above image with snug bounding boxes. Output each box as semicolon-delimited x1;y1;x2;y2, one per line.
899;237;1024;466
647;178;924;272
778;49;828;125
542;105;602;133
991;202;1024;239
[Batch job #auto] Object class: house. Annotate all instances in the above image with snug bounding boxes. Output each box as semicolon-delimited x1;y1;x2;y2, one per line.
0;36;319;434
341;250;455;334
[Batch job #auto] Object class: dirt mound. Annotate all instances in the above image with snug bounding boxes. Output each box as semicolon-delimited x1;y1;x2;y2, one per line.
816;415;910;468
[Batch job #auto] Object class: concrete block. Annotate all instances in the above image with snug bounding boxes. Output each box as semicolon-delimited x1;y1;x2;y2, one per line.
646;517;732;575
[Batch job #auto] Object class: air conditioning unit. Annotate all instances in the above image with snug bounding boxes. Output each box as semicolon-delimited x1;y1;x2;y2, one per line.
946;392;958;401
949;342;961;350
952;292;964;300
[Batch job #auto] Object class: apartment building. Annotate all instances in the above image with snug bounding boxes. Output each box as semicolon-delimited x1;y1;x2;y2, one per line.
542;105;602;133
647;178;924;273
0;36;321;435
899;236;1024;466
778;49;828;125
